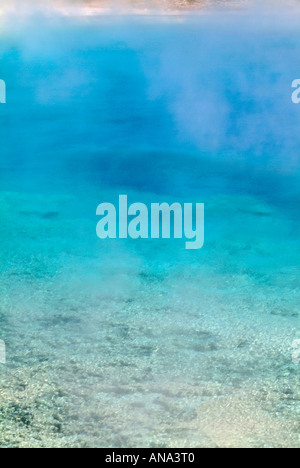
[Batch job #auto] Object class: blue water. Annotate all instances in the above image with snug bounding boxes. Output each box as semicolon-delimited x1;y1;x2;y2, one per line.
0;12;299;447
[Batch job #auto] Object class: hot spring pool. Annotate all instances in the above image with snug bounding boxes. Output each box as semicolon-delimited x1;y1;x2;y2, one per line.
0;11;299;448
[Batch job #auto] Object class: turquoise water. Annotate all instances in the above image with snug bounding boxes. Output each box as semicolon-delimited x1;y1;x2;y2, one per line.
0;13;299;447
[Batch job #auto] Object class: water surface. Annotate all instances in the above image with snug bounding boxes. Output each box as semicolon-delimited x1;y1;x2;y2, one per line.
0;12;299;447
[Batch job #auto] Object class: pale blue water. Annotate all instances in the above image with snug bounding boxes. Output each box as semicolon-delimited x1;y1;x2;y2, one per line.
0;12;299;447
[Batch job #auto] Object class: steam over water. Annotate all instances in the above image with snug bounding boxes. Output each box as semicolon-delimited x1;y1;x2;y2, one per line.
0;7;299;447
